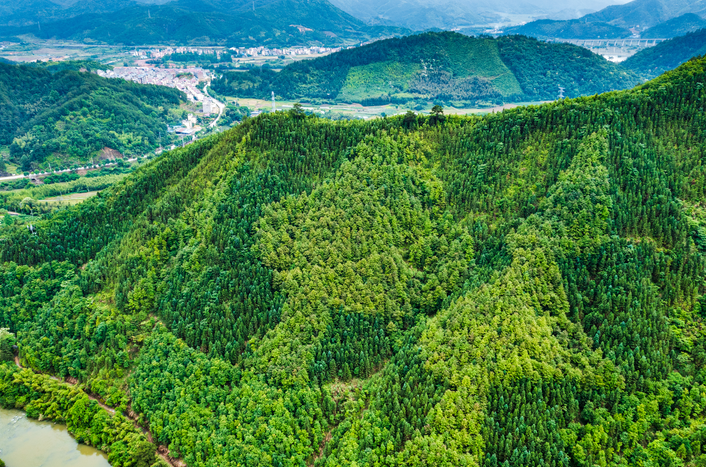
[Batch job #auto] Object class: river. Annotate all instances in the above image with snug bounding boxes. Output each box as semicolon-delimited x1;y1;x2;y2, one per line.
0;407;110;467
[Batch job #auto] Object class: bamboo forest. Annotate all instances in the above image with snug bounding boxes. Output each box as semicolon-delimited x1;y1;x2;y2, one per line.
1;55;706;467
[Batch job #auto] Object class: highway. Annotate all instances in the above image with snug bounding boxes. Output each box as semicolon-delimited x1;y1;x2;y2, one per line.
0;158;138;183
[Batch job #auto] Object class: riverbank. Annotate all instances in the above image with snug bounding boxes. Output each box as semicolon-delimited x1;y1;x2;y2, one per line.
0;407;109;467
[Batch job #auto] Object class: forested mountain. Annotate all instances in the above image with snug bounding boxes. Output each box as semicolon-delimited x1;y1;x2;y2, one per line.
512;0;706;40
0;0;154;27
0;62;184;172
641;13;706;38
0;0;406;47
326;0;629;30
505;19;631;39
212;32;639;106
1;50;706;467
582;0;706;29
623;28;706;78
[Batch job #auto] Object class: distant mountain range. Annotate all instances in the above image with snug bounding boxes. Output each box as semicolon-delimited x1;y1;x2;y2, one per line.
0;0;164;26
327;0;631;31
641;13;706;38
212;32;640;106
0;0;407;46
507;0;706;39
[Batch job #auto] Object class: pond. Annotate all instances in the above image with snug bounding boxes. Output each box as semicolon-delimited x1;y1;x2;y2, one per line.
0;407;111;467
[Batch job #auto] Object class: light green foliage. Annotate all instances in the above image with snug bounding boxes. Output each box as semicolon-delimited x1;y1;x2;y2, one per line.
252;133;472;385
338;61;421;102
0;62;184;171
0;173;127;213
0;57;706;467
213;32;635;106
0;364;153;467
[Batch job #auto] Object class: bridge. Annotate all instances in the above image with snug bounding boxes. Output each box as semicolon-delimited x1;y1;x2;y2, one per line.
553;38;667;48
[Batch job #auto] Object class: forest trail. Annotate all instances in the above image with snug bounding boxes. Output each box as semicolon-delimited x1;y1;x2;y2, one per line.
12;356;183;467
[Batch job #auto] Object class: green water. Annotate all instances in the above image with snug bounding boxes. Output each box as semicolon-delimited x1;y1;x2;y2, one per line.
0;407;110;467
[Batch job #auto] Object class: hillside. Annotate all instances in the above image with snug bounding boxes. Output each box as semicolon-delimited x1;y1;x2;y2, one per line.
623;28;706;78
1;54;706;467
0;62;185;172
641;13;706;38
327;0;631;30
505;18;631;39
582;0;706;29
513;0;706;41
0;0;142;27
0;0;407;47
212;32;640;106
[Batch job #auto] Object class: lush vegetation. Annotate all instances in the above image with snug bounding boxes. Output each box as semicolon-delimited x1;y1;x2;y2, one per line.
0;0;406;47
0;62;185;173
624;29;706;78
0;363;159;467
0;173;128;213
212;32;640;106
28;60;113;73
2;54;706;467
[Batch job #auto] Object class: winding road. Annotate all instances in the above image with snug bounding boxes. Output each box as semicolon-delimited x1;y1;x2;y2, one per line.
204;83;226;129
0;158;138;183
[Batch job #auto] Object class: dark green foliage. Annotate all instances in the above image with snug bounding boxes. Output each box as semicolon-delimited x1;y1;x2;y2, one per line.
212;32;639;105
2;56;706;467
0;0;406;47
0;329;15;361
624;29;706;78
496;35;640;100
0;62;184;171
28;60;112;73
162;51;233;65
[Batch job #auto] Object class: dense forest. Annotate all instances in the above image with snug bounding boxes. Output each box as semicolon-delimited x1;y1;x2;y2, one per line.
624;28;706;78
0;62;185;172
2;54;706;467
212;32;640;106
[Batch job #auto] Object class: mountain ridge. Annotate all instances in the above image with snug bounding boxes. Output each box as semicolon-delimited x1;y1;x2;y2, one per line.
0;61;185;172
1;55;706;467
0;0;406;46
213;32;640;105
507;0;706;40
